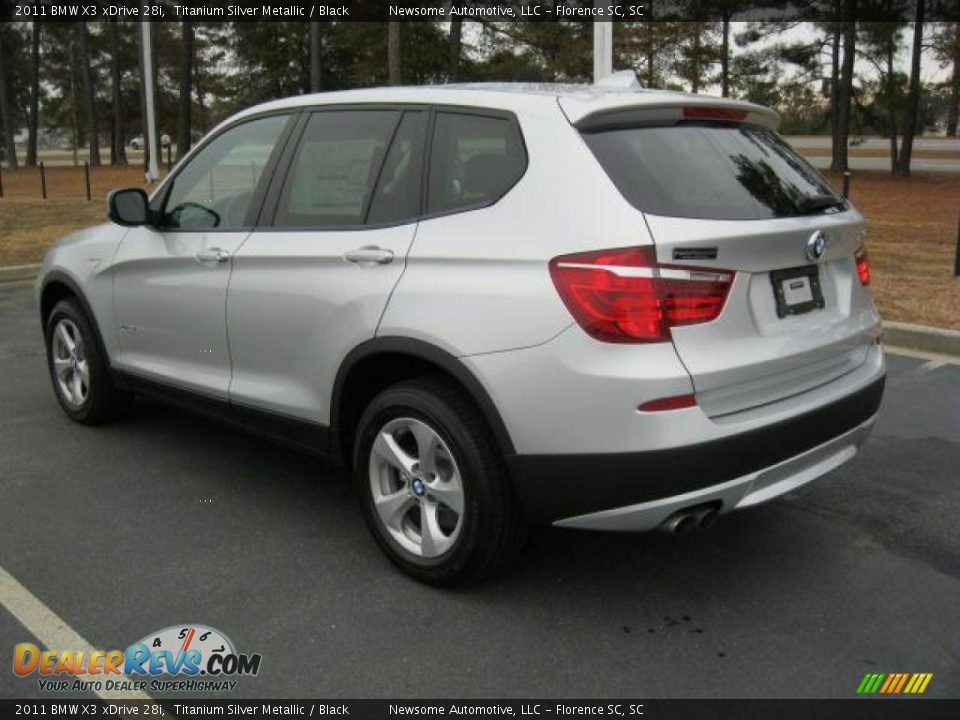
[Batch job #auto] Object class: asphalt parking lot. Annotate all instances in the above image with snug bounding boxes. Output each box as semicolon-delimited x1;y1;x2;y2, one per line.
1;283;958;699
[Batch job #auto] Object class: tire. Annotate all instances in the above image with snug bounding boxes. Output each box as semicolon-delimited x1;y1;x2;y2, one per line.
45;298;129;424
353;377;526;585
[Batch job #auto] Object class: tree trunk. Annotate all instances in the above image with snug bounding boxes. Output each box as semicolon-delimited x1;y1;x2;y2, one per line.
109;20;127;165
76;22;100;166
691;26;701;94
0;28;17;169
886;47;898;173
721;18;730;97
27;21;40;166
177;20;193;160
70;63;79;166
830;13;856;173
136;20;150;171
309;21;322;92
946;23;959;137
388;22;401;86
830;28;840;169
195;58;207;134
448;19;462;82
896;3;925;177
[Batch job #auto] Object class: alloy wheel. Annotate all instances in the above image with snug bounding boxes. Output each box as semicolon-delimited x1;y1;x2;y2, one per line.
51;318;90;407
368;417;465;558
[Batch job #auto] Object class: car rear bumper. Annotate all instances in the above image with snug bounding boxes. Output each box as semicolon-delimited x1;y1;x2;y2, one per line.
506;374;884;526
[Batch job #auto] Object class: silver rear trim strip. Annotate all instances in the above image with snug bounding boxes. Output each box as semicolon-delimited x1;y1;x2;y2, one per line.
555;263;731;283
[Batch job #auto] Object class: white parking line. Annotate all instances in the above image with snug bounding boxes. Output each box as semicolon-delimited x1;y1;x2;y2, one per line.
0;565;153;701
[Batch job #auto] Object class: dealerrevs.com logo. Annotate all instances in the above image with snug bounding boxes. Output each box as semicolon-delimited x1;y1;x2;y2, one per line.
13;624;262;693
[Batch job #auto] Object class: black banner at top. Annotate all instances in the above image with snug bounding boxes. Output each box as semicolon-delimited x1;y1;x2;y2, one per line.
2;0;959;23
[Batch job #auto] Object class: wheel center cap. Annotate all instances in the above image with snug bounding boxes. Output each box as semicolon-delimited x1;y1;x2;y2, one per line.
411;478;426;497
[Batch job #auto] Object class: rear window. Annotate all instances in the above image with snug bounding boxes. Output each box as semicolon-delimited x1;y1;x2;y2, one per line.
581;123;845;221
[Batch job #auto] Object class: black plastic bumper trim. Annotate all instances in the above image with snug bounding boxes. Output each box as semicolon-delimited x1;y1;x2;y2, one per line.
506;375;885;524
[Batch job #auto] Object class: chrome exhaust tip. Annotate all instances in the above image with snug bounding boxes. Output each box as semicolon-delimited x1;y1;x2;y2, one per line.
660;512;697;535
693;507;719;530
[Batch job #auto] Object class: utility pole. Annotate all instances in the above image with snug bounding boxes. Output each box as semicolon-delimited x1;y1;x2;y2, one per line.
593;16;613;82
142;20;159;182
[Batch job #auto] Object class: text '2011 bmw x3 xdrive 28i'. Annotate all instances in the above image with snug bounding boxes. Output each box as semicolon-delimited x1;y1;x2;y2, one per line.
38;83;884;584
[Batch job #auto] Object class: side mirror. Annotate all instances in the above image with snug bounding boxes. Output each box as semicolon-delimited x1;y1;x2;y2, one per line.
108;188;150;226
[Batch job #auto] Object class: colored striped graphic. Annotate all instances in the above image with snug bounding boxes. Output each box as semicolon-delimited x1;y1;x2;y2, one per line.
857;672;933;694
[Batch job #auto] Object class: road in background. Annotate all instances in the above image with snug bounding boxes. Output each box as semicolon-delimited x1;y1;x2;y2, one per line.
0;285;958;699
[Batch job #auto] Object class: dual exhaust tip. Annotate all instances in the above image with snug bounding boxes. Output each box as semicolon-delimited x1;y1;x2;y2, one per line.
659;505;719;535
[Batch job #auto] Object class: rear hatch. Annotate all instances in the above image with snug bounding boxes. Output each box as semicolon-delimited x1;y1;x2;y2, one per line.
570;100;877;418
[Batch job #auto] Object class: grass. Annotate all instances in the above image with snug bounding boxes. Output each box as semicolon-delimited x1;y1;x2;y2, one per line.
0;165;957;329
0;165;155;267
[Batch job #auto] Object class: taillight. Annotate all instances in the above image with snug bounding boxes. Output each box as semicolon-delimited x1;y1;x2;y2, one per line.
549;246;734;343
855;247;870;286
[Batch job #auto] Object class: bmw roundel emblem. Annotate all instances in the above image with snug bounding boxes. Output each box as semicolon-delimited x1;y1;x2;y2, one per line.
806;231;827;263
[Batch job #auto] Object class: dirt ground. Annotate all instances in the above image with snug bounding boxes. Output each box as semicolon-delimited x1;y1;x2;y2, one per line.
0;165;957;329
0;165;155;269
823;171;959;331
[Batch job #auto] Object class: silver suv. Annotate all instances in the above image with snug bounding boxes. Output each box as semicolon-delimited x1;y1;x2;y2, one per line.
37;84;885;584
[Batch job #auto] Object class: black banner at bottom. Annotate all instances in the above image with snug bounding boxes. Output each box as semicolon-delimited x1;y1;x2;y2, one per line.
2;699;959;720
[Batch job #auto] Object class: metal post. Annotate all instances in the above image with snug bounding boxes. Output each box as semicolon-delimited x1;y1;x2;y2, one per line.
142;20;160;182
167;143;172;169
84;161;91;201
0;165;4;198
592;7;613;82
40;162;47;199
843;171;851;199
954;214;960;277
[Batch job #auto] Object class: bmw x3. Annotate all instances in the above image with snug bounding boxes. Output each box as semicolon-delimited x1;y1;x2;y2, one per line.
37;83;885;584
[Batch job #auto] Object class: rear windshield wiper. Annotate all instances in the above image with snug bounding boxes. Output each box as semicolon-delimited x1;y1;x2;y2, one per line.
797;194;846;214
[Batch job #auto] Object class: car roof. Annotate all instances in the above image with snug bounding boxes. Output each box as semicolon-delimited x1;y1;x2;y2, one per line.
228;82;780;130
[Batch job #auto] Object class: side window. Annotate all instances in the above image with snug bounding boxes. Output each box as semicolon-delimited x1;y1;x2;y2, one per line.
367;112;426;226
160;114;289;230
274;110;403;228
427;112;525;215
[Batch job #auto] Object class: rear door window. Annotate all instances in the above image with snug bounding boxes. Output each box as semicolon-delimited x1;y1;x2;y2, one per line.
581;123;845;220
367;111;426;226
427;112;526;215
274;110;400;228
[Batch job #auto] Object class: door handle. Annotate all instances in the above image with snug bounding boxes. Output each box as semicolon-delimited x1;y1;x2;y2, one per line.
195;247;230;263
344;247;394;265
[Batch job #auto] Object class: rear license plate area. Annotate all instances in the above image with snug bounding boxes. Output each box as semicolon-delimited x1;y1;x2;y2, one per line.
770;265;825;318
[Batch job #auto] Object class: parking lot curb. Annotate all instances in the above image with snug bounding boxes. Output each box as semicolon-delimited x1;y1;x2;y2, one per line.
883;321;960;359
0;263;40;286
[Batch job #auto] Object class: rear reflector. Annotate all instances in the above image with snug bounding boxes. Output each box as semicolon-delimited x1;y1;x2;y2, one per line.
638;394;697;412
683;106;748;122
855;247;870;286
549;246;734;343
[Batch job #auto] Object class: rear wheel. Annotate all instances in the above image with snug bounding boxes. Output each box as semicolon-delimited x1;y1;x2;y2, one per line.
45;299;129;423
353;378;526;585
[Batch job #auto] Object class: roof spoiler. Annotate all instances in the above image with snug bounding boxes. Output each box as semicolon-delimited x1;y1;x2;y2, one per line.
594;70;641;90
572;102;780;132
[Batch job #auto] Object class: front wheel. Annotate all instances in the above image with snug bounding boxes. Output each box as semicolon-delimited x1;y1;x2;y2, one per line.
45;299;129;423
353;378;526;585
